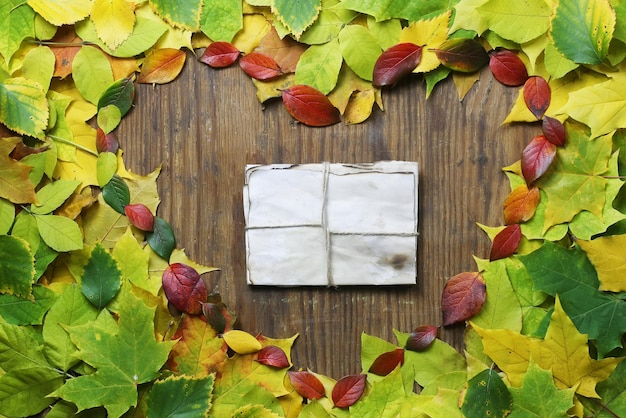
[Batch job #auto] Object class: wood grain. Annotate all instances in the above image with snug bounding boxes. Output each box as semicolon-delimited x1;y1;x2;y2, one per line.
117;55;536;379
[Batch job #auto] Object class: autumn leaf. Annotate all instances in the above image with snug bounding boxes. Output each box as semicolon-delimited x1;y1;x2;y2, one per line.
343;89;377;124
147;374;214;417
339;0;434;21
162;263;208;315
149;0;202;31
282;84;341;126
147;216;176;259
0;147;37;204
288;371;326;400
435;38;489;73
96;128;120;154
0;78;49;139
372;43;422;87
138;48;186;84
349;367;405;417
256;27;307;73
368;348;404;376
542;116;566;146
98;77;135;118
489;224;521;261
577;235;626;292
461;368;512;418
331;374;367;408
91;0;136;50
200;42;241;68
73;46;115;105
223;330;262;355
256;345;290;369
28;0;92;25
503;184;540;224
488;49;528;86
399;10;450;74
441;272;486;326
523;76;550;120
477;0;551;44
124;203;155;231
48;26;83;79
239;52;283;80
521;135;557;184
473;297;623;398
404;325;438;352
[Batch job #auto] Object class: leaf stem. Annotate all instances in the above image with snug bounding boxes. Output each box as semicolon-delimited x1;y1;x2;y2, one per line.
29;40;95;47
48;135;98;157
590;398;621;418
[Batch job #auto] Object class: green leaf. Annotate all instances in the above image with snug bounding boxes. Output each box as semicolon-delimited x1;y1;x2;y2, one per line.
0;77;49;139
0;322;53;370
97;152;118;188
0;235;35;299
519;242;626;356
508;361;575;417
81;243;122;309
102;173;131;214
299;400;332;418
273;0;321;39
147;216;176;260
97;105;122;135
43;284;99;371
35;214;83;252
0;0;35;63
544;42;578;80
350;366;406;417
550;0;615;65
477;0;551;43
33;240;57;280
538;123;612;231
112;228;158;295
294;39;343;94
149;0;202;31
299;2;357;45
98;77;135;117
340;0;455;21
0;285;56;325
0;366;63;417
52;287;176;418
367;15;402;50
200;0;242;42
22;46;55;93
461;368;513;417
147;374;215;417
338;25;382;81
21;147;49;187
0;198;14;235
72;46;114;105
11;211;40;254
582;359;626;416
31;179;80;215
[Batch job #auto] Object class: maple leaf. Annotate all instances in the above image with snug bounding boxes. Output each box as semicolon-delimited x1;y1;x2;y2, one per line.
520;241;626;357
52;287;176;418
578;235;626;292
473;297;623;398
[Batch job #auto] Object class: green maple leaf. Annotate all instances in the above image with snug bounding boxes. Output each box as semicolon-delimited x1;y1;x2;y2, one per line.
519;241;626;357
508;361;575;418
581;359;626;417
52;286;175;418
538;123;612;232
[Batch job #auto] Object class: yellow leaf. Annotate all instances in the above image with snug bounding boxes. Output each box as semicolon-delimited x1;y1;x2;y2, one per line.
27;0;92;26
169;248;219;275
520;35;549;73
222;330;262;354
252;74;295;103
473;297;623;398
344;89;376;124
452;71;480;100
91;0;136;50
0;139;37;204
451;0;489;35
328;65;374;114
232;14;271;54
400;11;451;74
577;236;626;292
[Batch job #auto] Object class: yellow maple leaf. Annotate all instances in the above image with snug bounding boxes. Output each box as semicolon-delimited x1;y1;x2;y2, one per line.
400;11;451;74
473;297;623;398
91;0;136;51
27;0;92;26
577;236;626;292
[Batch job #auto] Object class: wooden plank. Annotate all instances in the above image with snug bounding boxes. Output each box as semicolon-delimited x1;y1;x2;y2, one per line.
117;57;535;379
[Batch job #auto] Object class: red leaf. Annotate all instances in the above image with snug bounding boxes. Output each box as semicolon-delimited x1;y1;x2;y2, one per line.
124;203;154;231
523;76;551;119
282;85;341;127
332;374;367;408
96;127;120;154
521;134;557;184
256;345;290;368
542;116;566;146
372;42;422;87
162;263;208;315
488;49;528;86
138;48;186;84
490;224;522;261
368;348;404;376
288;371;326;400
503;184;540;224
239;52;283;80
199;41;240;68
405;325;438;352
435;38;488;73
441;272;486;326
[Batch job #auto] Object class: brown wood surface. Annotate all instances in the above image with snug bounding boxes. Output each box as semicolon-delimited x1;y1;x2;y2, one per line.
117;55;535;379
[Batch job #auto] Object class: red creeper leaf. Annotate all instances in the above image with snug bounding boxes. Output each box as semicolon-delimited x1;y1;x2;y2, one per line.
162;263;208;315
199;41;240;68
256;345;290;368
124;203;154;231
332;374;367;408
488;49;528;86
523;76;551;119
542;116;566;146
441;272;486;326
372;42;422;87
435;38;488;73
368;348;404;376
405;325;438;352
282;85;341;127
96;127;120;154
503;184;540;224
521;134;557;184
288;371;325;400
239;52;283;80
489;224;522;261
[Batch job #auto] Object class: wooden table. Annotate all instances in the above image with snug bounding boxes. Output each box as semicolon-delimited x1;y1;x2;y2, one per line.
117;55;535;379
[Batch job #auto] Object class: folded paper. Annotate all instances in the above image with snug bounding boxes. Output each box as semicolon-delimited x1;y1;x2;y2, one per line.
244;162;419;286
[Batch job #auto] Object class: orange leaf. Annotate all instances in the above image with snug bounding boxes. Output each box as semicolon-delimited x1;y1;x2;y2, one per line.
441;272;486;326
282;85;341;127
49;26;83;79
523;76;551;119
521;134;557;184
199;42;240;68
256;27;306;73
239;52;283;80
503;184;540;224
138;48;186;84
